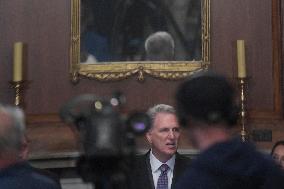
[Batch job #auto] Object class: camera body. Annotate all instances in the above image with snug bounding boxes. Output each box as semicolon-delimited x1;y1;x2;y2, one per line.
60;94;150;188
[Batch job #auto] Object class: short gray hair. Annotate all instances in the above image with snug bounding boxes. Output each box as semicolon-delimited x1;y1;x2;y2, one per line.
145;31;175;61
0;105;26;156
147;104;176;129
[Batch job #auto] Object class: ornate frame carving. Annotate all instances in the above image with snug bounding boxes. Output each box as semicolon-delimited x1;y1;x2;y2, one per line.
70;0;210;82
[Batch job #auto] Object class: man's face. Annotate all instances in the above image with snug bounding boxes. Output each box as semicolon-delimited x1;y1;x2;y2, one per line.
272;144;284;170
146;112;180;162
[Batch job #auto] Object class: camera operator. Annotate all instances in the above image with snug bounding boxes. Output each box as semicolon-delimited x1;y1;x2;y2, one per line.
175;71;284;189
129;104;191;189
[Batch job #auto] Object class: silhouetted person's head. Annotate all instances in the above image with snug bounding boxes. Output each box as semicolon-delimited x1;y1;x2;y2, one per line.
145;31;175;61
175;71;239;149
176;71;238;129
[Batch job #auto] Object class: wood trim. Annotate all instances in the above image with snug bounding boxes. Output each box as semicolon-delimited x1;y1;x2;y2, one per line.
250;110;282;119
250;0;283;119
27;114;61;124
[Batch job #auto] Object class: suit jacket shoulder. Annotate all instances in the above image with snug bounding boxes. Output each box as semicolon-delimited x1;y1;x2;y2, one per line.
128;151;155;189
0;161;61;189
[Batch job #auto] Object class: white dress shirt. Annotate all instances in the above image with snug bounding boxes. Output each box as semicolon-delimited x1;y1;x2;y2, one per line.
149;150;176;189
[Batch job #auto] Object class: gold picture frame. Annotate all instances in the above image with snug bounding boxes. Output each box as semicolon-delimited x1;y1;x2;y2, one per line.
70;0;210;82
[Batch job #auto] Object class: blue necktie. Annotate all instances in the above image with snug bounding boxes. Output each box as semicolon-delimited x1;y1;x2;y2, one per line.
157;164;169;189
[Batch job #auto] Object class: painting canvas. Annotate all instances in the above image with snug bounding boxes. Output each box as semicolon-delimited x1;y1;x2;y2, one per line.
80;0;202;63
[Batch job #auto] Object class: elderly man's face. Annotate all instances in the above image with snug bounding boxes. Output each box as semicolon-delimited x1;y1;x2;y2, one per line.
272;144;284;170
146;112;180;162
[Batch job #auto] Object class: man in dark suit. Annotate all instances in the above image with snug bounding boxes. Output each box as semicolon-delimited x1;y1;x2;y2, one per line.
129;104;190;189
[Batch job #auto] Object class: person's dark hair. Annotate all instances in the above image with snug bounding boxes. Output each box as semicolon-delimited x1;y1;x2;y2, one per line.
176;71;239;128
271;140;284;155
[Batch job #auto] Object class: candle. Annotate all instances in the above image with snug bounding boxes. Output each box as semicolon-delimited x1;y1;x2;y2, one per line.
237;40;246;78
13;42;24;82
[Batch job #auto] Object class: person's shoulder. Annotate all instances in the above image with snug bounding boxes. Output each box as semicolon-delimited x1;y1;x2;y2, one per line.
26;168;60;189
257;156;284;188
0;162;61;189
31;168;61;188
19;163;61;189
132;152;149;165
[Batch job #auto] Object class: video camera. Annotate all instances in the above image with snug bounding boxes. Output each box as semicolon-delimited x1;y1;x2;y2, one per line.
59;92;150;189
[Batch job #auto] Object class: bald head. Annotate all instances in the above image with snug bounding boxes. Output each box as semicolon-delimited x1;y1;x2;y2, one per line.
145;31;175;61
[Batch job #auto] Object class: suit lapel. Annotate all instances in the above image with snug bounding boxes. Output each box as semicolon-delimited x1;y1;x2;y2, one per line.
171;153;188;189
143;151;189;189
145;150;156;189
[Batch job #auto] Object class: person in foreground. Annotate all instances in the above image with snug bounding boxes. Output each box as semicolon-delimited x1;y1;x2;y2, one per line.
174;71;284;189
271;140;284;170
0;104;61;189
129;104;190;189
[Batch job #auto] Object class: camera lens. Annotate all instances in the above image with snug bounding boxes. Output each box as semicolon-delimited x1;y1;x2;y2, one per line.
126;112;150;135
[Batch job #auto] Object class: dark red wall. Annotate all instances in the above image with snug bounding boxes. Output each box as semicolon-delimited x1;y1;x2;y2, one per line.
0;0;283;156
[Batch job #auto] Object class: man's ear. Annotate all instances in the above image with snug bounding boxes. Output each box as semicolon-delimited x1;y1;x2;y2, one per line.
146;131;152;144
19;139;29;160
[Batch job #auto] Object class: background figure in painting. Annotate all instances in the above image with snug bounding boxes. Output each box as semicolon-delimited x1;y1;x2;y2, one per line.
271;140;284;170
80;0;113;62
144;31;175;61
80;0;201;62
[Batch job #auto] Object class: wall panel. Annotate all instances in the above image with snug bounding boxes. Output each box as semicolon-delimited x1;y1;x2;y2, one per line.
0;0;283;158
